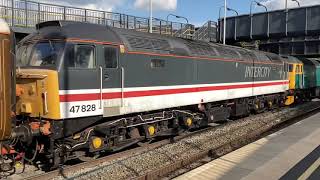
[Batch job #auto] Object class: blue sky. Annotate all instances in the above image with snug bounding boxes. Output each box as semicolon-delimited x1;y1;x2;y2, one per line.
118;0;258;26
39;0;319;27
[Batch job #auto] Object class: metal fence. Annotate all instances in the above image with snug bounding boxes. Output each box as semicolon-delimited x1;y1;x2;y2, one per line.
0;0;195;38
193;21;217;42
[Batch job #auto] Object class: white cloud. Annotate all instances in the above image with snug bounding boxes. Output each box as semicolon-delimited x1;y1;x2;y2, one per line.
261;0;320;10
134;0;177;11
38;0;125;11
38;0;178;12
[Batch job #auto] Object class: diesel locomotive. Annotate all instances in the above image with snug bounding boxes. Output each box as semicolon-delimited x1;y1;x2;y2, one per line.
1;19;319;170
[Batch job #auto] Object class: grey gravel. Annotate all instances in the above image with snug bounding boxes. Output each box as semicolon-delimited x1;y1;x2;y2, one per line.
45;102;320;180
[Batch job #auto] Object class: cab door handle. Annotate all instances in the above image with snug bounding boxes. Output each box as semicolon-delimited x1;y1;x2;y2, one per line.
104;73;109;80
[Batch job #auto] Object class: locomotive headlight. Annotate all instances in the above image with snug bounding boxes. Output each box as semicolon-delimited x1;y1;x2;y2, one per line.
21;103;32;114
148;126;156;136
92;137;103;149
120;45;125;53
16;85;24;97
186;118;193;127
28;85;36;95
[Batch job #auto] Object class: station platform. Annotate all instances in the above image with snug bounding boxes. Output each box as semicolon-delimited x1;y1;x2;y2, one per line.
174;112;320;180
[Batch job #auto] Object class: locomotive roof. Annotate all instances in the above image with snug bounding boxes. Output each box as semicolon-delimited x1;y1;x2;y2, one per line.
297;57;320;66
28;21;284;63
281;56;303;64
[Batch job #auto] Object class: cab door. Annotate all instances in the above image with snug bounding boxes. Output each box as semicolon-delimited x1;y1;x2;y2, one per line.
288;64;296;90
60;43;102;119
295;64;304;89
100;45;122;117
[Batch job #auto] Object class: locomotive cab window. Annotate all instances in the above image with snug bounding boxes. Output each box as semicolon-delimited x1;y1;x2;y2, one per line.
289;64;294;72
298;65;303;73
104;46;118;68
66;44;96;68
296;65;301;73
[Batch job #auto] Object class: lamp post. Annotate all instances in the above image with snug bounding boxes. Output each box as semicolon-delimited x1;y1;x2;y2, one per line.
285;0;288;36
149;0;153;33
250;1;268;14
166;14;189;24
292;0;300;7
223;0;227;45
219;5;238;42
250;1;268;39
227;7;238;16
285;0;300;36
219;6;224;43
285;0;301;9
227;7;238;41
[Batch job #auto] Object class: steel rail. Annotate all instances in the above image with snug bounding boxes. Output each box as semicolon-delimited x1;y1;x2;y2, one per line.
24;125;217;180
22;101;320;180
137;102;320;180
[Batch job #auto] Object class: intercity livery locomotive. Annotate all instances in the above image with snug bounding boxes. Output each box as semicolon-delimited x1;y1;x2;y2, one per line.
1;20;320;170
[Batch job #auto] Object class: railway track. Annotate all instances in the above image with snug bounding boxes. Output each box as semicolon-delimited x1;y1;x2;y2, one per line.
164;101;320;179
9;101;320;180
10;121;217;180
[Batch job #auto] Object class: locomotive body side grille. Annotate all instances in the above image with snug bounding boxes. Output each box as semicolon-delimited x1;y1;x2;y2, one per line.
125;34;171;53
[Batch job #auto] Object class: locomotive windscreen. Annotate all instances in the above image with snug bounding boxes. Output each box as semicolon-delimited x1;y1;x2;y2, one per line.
17;40;65;68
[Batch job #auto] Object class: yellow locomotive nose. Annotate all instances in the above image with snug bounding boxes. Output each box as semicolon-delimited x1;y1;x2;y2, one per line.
16;69;61;120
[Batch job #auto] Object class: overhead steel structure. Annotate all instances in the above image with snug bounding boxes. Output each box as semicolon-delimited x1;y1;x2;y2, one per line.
219;4;320;56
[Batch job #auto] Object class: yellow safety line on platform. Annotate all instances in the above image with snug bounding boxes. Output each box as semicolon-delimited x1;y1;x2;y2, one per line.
298;158;320;180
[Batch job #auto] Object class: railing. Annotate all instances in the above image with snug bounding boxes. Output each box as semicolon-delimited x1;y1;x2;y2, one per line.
193;21;217;42
0;0;195;38
218;4;320;42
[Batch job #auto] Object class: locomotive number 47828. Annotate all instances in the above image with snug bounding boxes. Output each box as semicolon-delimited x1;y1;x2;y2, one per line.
69;104;97;113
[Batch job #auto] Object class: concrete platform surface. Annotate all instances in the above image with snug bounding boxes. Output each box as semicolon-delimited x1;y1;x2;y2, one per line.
174;112;320;180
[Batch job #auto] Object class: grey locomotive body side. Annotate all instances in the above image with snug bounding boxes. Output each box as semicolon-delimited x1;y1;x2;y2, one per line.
13;21;291;167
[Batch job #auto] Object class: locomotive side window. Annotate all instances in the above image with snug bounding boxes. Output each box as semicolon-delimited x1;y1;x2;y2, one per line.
104;46;118;68
297;65;302;73
76;45;95;68
151;59;165;68
66;44;95;68
289;64;294;72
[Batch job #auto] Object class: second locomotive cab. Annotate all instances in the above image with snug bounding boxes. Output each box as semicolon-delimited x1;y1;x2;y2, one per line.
12;20;292;167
